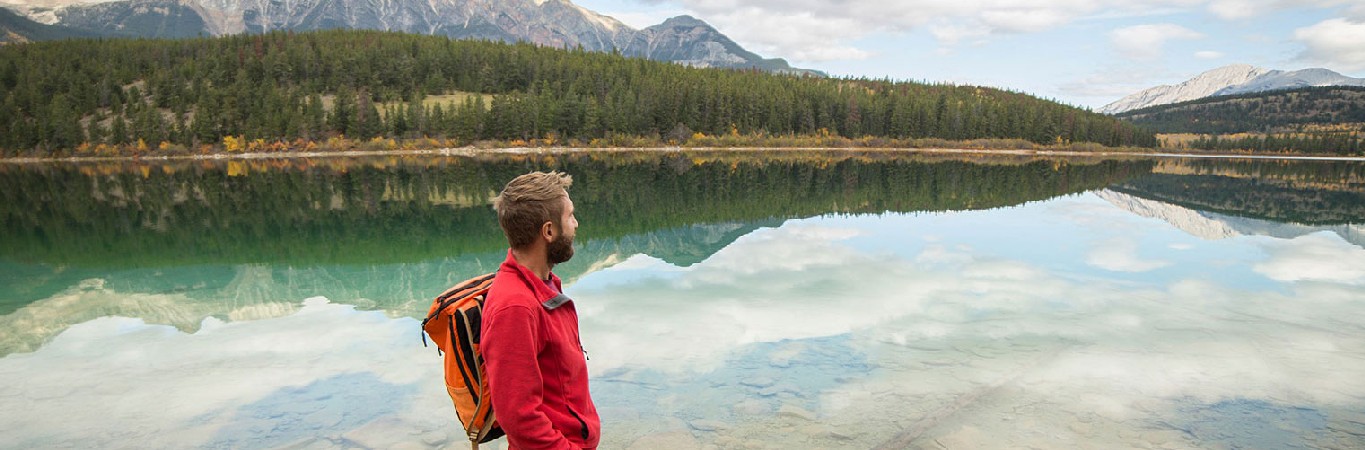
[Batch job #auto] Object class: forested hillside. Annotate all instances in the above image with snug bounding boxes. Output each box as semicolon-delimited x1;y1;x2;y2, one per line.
0;30;1157;156
1115;86;1364;155
1116;86;1365;134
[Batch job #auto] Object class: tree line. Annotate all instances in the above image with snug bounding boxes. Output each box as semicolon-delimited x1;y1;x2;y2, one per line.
1185;132;1362;155
1117;157;1365;225
1117;86;1365;134
1117;86;1365;155
0;29;1159;156
0;151;1153;267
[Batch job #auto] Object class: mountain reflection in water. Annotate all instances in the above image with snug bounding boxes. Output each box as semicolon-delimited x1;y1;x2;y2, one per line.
0;151;1362;449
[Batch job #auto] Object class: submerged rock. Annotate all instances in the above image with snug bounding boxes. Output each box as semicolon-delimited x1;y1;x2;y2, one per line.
627;431;702;450
778;404;817;422
688;419;729;432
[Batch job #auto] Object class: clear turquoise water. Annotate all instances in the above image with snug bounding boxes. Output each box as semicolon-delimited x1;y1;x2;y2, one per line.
1;152;1363;449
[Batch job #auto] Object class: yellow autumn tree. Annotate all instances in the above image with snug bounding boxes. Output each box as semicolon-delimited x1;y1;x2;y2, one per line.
223;135;245;153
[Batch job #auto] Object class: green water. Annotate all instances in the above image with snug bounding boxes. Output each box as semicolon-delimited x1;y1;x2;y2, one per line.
1;150;1363;449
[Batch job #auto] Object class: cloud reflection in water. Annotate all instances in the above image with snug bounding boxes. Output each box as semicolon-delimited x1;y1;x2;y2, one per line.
1;192;1363;449
0;298;461;449
572;193;1365;448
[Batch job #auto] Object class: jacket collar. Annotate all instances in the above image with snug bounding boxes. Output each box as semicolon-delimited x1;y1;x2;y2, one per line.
500;249;573;310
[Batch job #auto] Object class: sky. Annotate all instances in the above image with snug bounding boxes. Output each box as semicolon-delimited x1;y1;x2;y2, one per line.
573;0;1365;110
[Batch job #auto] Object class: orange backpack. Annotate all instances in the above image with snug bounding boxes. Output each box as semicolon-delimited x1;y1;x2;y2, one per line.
422;273;504;449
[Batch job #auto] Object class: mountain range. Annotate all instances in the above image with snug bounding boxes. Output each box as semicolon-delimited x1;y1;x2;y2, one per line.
1097;189;1365;249
1100;64;1365;114
0;0;821;75
1112;85;1365;135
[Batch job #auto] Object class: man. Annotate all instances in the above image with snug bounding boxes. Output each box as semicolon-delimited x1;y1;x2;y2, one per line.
482;171;600;450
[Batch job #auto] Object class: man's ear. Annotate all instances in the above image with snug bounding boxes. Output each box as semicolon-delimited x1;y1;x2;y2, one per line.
541;221;556;242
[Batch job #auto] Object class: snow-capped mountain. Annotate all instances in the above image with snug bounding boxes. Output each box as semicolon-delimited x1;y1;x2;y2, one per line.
1100;64;1365;114
0;0;820;75
1214;68;1365;96
1099;64;1269;114
1096;189;1365;249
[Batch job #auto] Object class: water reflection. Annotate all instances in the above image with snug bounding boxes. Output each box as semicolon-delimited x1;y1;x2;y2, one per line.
1;152;1363;449
0;151;1150;353
0;298;457;449
577;194;1365;449
1098;190;1365;249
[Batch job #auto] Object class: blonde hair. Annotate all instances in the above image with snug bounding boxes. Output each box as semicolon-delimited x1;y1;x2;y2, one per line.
493;171;573;249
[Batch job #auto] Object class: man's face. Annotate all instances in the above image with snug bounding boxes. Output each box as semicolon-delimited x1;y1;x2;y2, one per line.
547;194;577;265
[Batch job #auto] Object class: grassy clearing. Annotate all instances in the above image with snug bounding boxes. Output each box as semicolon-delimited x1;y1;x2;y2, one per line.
374;92;494;118
317;91;494;115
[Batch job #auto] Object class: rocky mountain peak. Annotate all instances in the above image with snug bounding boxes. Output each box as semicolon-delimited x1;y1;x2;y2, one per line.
1214;67;1365;96
658;14;705;27
1099;64;1270;114
0;0;819;75
1102;63;1365;114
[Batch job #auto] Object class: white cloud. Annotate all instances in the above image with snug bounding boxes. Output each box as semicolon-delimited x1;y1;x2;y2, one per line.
1294;18;1365;72
688;7;874;62
605;0;1358;68
1057;67;1173;99
1206;0;1261;19
979;7;1076;33
8;208;1365;449
574;212;1365;448
1254;232;1365;284
1351;4;1365;20
1207;0;1354;20
575;223;935;374
654;0;1187;63
1195;50;1224;59
1109;23;1205;60
0;298;460;449
1086;238;1173;272
929;21;992;46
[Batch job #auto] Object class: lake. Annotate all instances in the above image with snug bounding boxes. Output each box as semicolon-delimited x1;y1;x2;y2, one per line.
1;149;1363;449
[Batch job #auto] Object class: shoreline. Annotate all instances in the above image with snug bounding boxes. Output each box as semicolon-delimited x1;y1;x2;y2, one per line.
2;146;1363;164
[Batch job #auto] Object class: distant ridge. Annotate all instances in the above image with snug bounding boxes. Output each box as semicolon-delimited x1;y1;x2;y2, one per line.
1097;189;1365;248
1114;85;1365;134
0;5;94;42
1099;65;1269;114
0;0;822;75
1100;64;1365;114
1215;68;1365;96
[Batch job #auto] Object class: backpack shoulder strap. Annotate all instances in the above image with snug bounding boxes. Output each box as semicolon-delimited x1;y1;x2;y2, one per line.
425;272;497;323
422;272;496;347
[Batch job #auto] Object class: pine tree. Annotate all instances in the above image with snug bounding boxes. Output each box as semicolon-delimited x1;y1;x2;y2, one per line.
330;86;357;135
355;90;384;139
87;112;109;145
111;115;129;145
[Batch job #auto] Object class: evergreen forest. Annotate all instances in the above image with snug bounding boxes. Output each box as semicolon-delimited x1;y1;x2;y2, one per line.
1117;159;1365;225
0;151;1154;268
1117;86;1365;134
1116;86;1365;155
0;30;1159;156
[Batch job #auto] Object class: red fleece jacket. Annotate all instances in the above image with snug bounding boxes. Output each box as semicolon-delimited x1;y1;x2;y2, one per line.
482;250;600;450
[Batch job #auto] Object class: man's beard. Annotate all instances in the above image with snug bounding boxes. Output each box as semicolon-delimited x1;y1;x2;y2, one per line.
547;232;575;265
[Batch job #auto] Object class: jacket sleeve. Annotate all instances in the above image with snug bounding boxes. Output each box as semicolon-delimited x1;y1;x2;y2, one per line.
483;304;577;450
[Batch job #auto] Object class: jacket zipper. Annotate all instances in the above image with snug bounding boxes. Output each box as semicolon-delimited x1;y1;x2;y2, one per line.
569;305;589;360
567;407;590;441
